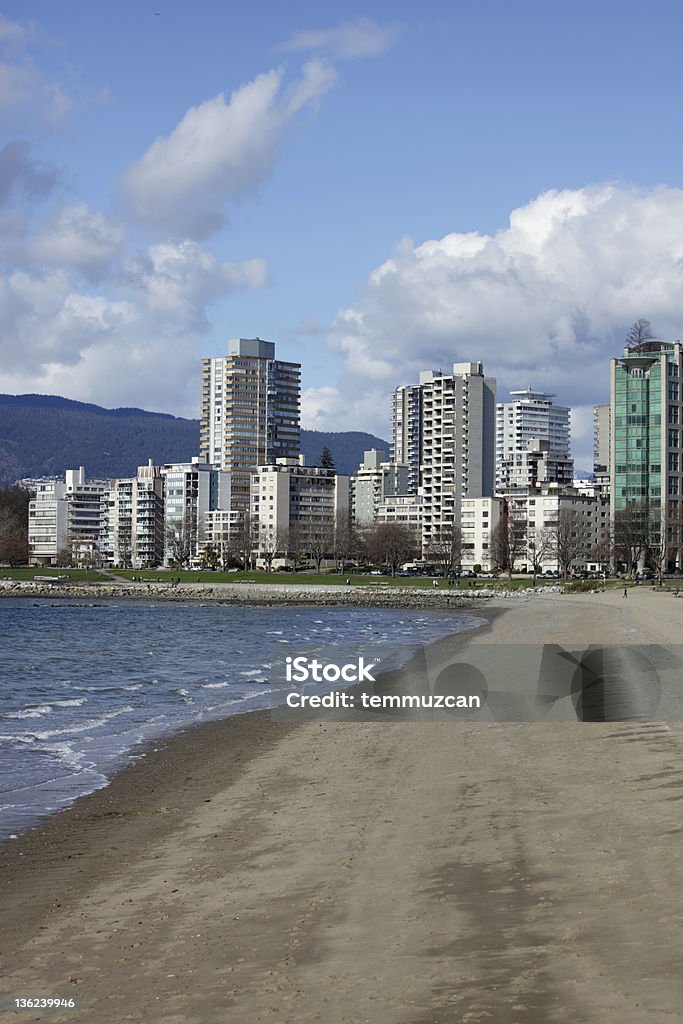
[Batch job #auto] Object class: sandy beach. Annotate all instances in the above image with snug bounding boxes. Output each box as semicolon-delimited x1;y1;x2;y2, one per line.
2;588;683;1022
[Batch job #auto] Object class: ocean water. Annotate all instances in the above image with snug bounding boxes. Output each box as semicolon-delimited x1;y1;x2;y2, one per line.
0;599;483;841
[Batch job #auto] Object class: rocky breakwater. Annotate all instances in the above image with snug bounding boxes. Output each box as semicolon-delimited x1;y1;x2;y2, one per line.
0;579;566;608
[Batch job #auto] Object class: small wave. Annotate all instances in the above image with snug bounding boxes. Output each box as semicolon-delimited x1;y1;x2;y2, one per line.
6;705;53;720
53;698;87;708
29;705;135;740
201;682;229;689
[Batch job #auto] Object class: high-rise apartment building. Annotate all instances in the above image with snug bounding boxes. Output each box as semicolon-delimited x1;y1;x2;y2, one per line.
610;339;683;570
392;361;496;553
496;388;571;491
200;338;301;512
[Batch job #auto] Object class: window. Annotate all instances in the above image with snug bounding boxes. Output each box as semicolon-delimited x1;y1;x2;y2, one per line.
669;453;680;472
669;406;679;424
669;429;679;448
669;477;680;496
670;382;680;401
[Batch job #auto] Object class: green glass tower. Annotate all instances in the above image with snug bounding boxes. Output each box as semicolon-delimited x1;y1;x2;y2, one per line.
610;340;683;570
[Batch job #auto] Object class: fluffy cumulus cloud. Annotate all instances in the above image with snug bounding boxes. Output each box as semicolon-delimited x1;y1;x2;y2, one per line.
277;17;400;59
0;203;268;413
320;184;683;460
122;60;337;238
121;240;267;331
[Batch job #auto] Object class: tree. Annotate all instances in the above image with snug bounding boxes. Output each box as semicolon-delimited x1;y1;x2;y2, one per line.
526;528;552;582
626;319;655;349
200;542;220;570
333;516;362;573
364;522;419;576
255;524;286;572
298;518;336;573
426;523;463;576
165;510;199;568
0;486;30;565
232;510;257;571
612;504;650;578
490;511;526;578
320;446;335;470
550;508;590;578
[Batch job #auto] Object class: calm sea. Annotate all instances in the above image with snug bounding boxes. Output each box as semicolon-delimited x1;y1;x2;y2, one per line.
0;599;483;841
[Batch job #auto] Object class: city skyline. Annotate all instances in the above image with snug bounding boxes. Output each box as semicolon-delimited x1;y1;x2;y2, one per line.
5;2;683;470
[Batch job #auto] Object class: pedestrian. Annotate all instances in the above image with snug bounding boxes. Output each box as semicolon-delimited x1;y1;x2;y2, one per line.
623;587;628;598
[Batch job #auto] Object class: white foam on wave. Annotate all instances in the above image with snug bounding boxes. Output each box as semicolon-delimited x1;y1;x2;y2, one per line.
29;705;135;740
6;705;53;720
201;681;229;689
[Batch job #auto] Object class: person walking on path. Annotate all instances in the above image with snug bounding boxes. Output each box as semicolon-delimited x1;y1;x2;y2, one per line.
623;587;628;598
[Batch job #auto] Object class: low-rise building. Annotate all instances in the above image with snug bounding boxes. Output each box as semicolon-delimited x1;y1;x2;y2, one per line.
251;456;349;568
460;497;504;571
28;467;107;566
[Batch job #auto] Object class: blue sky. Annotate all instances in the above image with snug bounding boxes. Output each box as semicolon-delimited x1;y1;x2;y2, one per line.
3;1;683;468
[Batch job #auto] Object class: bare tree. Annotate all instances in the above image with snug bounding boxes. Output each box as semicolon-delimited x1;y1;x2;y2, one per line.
256;523;284;572
364;522;419;576
527;528;552;582
232;510;257;571
626;319;655;349
612;504;650;578
0;485;30;565
333;516;362;573
165;510;199;568
298;518;336;573
490;511;526;578
550;508;590;578
426;523;463;576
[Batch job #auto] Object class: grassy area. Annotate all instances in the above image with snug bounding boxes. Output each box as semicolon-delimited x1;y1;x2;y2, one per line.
107;568;551;590
0;567;110;583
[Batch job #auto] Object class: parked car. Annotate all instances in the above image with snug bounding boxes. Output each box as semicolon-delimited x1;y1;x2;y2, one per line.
636;570;656;580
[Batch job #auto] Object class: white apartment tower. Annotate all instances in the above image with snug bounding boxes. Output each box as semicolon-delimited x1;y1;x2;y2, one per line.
200;338;301;512
392;361;496;553
496;387;571;491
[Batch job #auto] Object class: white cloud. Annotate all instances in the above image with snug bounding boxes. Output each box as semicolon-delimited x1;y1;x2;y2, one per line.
0;214;268;413
29;204;125;282
277;17;400;59
121;240;267;331
122;60;337;238
325;184;683;462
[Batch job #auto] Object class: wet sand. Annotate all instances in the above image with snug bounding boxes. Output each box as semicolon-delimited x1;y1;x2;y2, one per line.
2;589;683;1023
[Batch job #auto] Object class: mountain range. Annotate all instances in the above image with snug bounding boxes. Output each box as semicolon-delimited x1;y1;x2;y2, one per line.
0;394;389;486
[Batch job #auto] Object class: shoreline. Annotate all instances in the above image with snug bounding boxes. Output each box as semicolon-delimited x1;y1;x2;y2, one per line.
0;578;565;608
3;591;683;1021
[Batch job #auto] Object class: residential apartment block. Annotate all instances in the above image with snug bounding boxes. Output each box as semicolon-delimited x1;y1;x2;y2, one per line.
28;467;107;566
251;456;349;567
103;461;165;568
496;388;571;492
460;497;504;571
392;362;496;554
199;338;301;512
350;449;410;526
161;457;231;566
